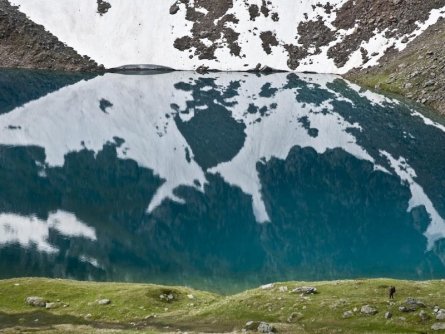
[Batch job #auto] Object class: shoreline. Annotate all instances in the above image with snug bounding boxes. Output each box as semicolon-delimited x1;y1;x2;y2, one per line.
1;277;445;333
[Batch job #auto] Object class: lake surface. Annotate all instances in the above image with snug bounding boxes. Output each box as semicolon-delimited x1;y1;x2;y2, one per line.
1;69;445;293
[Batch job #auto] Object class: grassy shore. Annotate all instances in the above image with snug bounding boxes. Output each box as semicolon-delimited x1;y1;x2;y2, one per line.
1;278;445;333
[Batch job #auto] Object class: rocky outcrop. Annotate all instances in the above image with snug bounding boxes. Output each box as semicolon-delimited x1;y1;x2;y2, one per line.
0;0;102;72
347;18;445;115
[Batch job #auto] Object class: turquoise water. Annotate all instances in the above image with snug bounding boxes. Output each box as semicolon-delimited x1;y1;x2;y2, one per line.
0;69;445;293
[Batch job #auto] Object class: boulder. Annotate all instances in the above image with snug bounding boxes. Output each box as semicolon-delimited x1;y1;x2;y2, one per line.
360;305;378;315
399;297;425;312
244;320;260;331
436;309;445;321
432;323;445;331
292;286;317;295
385;311;392;319
25;296;47;307
257;321;276;333
45;302;64;309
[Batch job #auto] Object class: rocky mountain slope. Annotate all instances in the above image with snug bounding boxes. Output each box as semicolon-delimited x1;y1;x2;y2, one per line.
0;0;101;71
0;0;444;112
347;18;445;114
3;0;445;73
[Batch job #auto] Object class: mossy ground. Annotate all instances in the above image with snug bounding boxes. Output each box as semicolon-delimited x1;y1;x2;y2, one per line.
1;278;445;333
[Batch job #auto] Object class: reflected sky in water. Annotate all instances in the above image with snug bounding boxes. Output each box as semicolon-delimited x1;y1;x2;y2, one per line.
0;69;445;292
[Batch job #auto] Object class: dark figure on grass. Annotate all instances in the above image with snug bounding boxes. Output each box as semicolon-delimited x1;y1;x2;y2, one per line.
389;286;396;299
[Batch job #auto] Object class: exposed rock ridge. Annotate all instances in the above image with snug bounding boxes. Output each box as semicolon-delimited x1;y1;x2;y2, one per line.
0;0;102;72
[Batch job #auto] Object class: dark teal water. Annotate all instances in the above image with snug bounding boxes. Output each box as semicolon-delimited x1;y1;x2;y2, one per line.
0;69;445;293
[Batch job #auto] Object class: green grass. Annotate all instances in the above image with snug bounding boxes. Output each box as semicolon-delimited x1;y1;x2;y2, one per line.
0;278;444;333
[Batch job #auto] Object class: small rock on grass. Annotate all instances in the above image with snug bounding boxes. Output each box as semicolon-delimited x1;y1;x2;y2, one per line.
292;286;317;295
385;311;392;319
244;320;259;330
343;310;353;319
432;322;445;331
25;296;47;307
360;305;378;315
257;321;276;333
45;302;64;309
436;309;445;320
97;299;111;305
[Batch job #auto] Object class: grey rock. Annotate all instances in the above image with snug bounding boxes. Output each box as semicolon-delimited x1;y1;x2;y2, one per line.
424;80;436;88
400;297;426;312
45;302;63;309
436;309;445;320
385;311;392;319
169;3;180;15
244;320;259;330
292;286;317;295
97;299;111;305
343;310;354;319
25;296;47;307
160;293;175;302
432;322;445;331
360;305;378;315
257;321;276;333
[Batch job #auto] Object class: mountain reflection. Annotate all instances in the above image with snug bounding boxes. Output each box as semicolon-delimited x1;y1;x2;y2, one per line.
0;71;444;292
